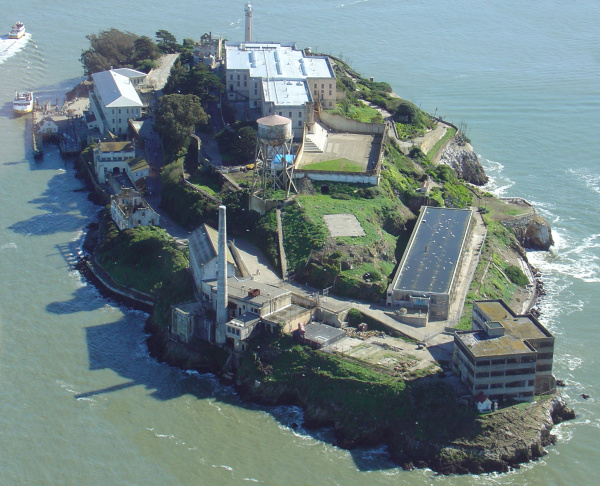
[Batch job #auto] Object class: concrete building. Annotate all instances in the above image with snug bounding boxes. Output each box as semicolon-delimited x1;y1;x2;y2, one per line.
37;116;59;136
110;189;160;230
94;141;136;184
188;223;238;296
452;300;556;403
224;41;336;136
111;68;147;88
387;206;473;320
170;302;205;343
193;32;223;68
89;70;143;136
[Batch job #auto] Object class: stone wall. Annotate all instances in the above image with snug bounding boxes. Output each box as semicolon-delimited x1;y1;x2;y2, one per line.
320;111;386;134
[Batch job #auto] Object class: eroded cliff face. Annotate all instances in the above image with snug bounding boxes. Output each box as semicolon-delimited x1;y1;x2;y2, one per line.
503;212;554;251
439;140;489;186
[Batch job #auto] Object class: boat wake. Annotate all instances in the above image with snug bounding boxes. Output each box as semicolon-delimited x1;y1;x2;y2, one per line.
0;33;31;65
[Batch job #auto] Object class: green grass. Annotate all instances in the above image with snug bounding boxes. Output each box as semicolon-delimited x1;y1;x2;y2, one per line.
302;158;365;172
187;171;221;195
328;100;384;124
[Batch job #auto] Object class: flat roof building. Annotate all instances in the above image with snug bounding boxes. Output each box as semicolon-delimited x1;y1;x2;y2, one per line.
452;300;555;403
387;206;473;320
225;41;336;137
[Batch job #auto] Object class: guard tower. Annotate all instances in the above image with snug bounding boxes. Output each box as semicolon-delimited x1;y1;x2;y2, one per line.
251;114;297;200
245;3;253;42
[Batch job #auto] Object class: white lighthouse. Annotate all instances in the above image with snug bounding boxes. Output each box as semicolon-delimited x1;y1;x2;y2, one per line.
245;3;253;42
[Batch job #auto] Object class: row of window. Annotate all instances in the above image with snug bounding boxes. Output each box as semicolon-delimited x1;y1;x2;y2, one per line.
475;367;535;378
475;379;535;391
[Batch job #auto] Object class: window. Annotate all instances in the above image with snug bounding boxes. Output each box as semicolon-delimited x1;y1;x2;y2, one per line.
237;74;240;80
321;84;324;89
329;83;332;89
230;75;233;80
119;109;121;114
244;81;247;87
329;90;332;96
289;112;292;117
299;112;302;118
237;81;240;87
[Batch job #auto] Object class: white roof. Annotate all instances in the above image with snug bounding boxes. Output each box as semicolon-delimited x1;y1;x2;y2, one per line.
112;68;147;79
262;79;311;106
226;42;334;80
92;70;143;108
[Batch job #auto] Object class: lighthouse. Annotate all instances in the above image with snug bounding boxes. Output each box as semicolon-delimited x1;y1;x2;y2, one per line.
245;3;253;42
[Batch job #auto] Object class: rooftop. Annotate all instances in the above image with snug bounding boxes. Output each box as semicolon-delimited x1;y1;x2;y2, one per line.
475;300;552;341
188;224;235;267
92;70;143;109
127;156;149;172
262;79;311;106
225;42;334;80
457;330;535;357
206;277;290;307
98;141;134;153
392;207;472;294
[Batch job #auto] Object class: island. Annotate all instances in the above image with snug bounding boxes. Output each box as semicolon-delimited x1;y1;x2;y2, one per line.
34;5;573;475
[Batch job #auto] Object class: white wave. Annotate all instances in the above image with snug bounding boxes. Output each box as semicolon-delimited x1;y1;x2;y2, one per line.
0;33;31;65
567;167;600;195
0;242;17;250
480;156;515;196
336;0;369;7
213;464;233;472
242;478;261;483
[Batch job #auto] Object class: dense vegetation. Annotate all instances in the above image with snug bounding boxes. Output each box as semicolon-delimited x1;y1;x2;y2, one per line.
80;28;168;75
154;94;209;157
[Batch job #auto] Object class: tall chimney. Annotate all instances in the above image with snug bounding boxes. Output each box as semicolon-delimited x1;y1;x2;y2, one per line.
245;3;253;43
216;205;228;345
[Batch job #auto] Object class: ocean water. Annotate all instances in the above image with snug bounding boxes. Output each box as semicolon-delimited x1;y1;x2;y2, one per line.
0;1;598;484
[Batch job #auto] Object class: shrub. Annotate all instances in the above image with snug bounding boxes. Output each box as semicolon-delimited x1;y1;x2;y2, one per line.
505;265;529;287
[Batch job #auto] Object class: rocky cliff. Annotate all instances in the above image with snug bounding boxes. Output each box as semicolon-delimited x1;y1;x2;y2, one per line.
237;372;574;475
439;140;489;186
500;200;554;251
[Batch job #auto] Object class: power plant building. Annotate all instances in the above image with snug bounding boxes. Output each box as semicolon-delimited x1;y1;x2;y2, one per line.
452;300;556;402
387;206;473;320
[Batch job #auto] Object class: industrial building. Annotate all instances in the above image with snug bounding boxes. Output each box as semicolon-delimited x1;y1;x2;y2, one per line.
387;206;473;320
452;300;555;402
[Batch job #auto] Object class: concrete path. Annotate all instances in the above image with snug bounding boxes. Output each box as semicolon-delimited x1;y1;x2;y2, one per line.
146;54;179;91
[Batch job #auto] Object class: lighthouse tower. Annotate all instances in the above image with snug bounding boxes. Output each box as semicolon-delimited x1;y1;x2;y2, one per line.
245;3;253;42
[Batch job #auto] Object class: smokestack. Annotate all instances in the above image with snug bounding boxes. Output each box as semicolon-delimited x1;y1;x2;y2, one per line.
245;3;253;42
216;205;228;345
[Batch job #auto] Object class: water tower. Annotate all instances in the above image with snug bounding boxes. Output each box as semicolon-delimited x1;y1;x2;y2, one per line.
251;114;297;200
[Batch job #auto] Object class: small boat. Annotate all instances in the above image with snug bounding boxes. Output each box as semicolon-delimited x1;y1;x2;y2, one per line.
13;91;34;116
9;21;26;39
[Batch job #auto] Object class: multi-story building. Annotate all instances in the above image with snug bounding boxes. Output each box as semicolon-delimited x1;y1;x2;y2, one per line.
89;70;143;136
452;300;555;403
93;141;136;183
224;42;336;137
110;189;159;230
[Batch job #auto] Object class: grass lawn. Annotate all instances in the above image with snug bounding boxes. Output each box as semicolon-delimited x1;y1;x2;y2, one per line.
328;101;383;124
302;158;364;172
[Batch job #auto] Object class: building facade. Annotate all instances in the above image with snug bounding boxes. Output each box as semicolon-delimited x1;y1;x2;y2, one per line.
193;32;223;67
94;141;136;184
452;300;555;402
224;42;336;137
89;70;143;136
110;189;160;230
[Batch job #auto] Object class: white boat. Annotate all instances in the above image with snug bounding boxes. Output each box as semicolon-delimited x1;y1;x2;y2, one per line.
9;22;26;39
13;91;34;115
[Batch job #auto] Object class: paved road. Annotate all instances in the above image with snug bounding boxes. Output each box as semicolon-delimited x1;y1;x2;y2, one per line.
146;54;179;91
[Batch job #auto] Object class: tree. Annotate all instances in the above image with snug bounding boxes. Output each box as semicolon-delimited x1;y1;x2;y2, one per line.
154;94;208;156
156;30;178;53
133;36;160;62
231;126;257;161
80;28;138;75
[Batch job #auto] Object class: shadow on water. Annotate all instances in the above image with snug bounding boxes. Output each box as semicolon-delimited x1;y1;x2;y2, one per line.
76;313;402;472
8;169;94;235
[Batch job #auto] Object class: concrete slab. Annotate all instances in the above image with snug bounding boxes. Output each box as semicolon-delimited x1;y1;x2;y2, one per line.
323;213;365;237
299;133;380;170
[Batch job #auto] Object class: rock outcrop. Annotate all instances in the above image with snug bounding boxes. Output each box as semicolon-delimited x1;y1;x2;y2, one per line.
501;207;554;251
439;140;489;186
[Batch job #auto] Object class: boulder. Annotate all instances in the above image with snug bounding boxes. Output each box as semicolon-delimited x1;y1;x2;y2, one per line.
511;214;554;251
439;140;489;186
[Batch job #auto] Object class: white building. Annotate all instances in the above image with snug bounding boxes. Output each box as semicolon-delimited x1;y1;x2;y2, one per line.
110;189;159;230
94;141;136;184
37;116;59;136
111;68;147;88
225;42;336;137
188;224;238;294
89;70;143;136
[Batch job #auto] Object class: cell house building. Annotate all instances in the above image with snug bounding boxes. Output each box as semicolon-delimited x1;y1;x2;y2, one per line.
387;206;473;320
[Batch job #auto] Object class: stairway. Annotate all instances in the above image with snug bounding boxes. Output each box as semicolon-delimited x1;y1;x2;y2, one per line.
303;122;328;153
